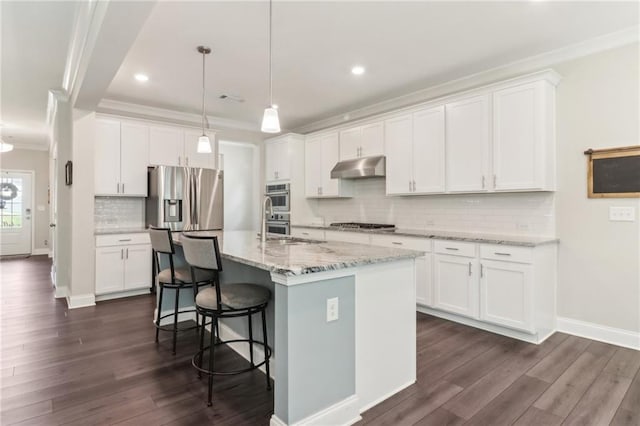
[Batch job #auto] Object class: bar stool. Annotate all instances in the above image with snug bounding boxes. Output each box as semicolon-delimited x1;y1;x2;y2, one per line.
180;234;272;407
149;227;214;354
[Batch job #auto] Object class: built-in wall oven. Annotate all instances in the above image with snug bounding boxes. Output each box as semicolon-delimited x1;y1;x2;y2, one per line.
265;183;290;212
265;212;290;235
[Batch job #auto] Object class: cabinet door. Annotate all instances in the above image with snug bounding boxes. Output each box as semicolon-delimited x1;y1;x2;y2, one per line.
149;126;183;167
384;114;413;195
305;137;323;197
265;140;289;182
291;228;325;240
123;244;152;290
445;95;490;192
433;254;479;319
339;127;361;160
416;253;433;307
95;247;125;294
413;106;445;193
265;140;280;182
480;260;534;333
493;82;544;191
120;122;149;196
276;139;292;181
324;230;370;245
320;133;340;196
184;130;217;169
360;122;384;157
94;119;121;195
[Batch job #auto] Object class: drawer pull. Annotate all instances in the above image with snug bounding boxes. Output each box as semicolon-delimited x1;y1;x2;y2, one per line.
445;247;459;251
119;239;132;242
392;242;403;246
494;252;512;256
302;232;309;236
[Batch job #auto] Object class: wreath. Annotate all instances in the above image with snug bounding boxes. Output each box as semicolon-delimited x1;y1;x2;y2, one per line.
0;182;19;201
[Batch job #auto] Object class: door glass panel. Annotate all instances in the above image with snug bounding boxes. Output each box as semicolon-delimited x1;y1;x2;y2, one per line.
1;177;23;229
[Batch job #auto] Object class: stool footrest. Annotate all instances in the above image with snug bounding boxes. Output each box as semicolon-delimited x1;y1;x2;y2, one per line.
191;338;272;376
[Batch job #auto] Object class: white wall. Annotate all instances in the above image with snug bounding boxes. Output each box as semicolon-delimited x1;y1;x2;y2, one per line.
219;141;260;231
554;43;640;333
0;148;50;252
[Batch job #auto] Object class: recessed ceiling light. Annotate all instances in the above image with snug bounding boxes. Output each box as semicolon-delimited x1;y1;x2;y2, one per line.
351;65;365;76
134;73;149;82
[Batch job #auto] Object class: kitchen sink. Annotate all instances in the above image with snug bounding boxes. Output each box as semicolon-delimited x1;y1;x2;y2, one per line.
263;236;325;245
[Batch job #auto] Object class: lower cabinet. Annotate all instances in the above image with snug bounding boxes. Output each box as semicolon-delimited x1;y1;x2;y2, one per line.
433;253;479;319
95;233;152;296
291;227;326;240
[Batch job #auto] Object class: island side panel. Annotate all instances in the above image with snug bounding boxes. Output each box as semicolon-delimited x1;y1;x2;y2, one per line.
273;275;356;425
356;258;417;412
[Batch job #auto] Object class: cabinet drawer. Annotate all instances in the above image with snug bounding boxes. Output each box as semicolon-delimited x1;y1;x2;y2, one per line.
370;234;431;252
96;233;150;247
324;230;371;245
291;228;325;240
480;244;533;263
434;239;476;257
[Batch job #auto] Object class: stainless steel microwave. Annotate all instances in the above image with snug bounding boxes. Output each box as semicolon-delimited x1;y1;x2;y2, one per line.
265;183;290;212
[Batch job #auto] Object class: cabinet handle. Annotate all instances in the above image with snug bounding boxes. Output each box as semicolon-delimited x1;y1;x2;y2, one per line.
445;247;459;251
319;187;323;195
178;156;181;166
494;252;512;256
121;249;124;260
409;181;412;192
481;264;484;277
302;232;309;236
126;248;129;259
413;180;416;192
468;262;472;276
122;183;125;193
118;239;132;242
493;174;497;187
392;242;403;246
482;176;485;189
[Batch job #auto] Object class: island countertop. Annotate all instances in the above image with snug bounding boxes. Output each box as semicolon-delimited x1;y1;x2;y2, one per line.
173;230;422;276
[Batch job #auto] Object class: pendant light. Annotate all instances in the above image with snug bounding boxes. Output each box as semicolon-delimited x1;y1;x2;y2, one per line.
261;0;280;133
197;45;213;153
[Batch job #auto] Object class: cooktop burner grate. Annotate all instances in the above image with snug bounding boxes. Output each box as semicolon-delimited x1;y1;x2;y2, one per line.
329;222;396;230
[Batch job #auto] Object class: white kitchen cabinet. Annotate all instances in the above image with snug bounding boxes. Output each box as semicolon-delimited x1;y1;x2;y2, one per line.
94;119;148;196
305;133;353;198
339;121;384;160
445;95;490;193
149;126;217;169
324;229;371;245
370;234;433;306
433;240;479;319
385;106;445;195
492;81;555;191
291;227;326;240
480;259;534;333
264;138;291;182
95;233;152;296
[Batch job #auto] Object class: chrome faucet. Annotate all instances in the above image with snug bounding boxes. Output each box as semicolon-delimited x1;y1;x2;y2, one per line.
261;196;273;243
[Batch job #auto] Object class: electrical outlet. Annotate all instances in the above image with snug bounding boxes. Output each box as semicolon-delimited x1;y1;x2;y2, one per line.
44;240;48;246
609;206;636;222
326;297;339;322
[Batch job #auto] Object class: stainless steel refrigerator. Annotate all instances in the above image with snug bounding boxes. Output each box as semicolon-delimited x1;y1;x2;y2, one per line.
146;166;223;231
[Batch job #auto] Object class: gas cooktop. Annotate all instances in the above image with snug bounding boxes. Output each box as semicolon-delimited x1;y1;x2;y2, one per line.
329;222;396;231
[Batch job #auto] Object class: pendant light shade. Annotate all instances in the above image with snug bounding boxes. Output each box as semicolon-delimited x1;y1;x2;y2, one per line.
261;0;281;133
0;140;14;153
261;107;280;133
197;45;213;154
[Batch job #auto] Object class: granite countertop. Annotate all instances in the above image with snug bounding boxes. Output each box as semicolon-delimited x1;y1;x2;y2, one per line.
95;228;149;235
291;224;558;247
173;230;422;276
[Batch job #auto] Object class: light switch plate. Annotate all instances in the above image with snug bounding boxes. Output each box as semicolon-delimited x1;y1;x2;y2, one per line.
326;297;339;322
609;206;636;222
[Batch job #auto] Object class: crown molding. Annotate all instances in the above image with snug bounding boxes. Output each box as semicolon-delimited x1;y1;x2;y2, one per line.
5;142;49;152
96;99;261;133
294;26;639;134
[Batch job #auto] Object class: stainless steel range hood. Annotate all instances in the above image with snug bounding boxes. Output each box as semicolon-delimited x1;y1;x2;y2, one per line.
330;156;386;179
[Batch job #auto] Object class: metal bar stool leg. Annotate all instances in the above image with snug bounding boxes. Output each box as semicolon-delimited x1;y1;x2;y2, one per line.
261;308;271;390
172;287;180;355
207;316;217;407
198;310;206;379
248;312;254;367
155;284;164;343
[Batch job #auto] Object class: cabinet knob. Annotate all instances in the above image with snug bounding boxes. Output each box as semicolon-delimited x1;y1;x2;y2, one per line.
482;176;485;189
468;262;472;276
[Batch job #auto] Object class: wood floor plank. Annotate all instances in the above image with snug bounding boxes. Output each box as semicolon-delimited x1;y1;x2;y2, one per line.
0;399;52;425
413;407;465;426
513;406;563;426
563;372;632;426
604;347;640;379
526;335;591;383
611;369;640;426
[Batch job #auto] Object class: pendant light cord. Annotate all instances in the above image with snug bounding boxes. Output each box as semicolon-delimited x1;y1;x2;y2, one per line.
269;0;273;107
202;50;206;135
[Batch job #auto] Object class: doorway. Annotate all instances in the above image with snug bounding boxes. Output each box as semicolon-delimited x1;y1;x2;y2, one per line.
0;170;33;256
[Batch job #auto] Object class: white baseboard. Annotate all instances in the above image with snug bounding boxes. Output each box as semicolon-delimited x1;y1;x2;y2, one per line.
270;395;361;426
54;285;67;299
557;317;640;351
66;293;96;309
358;379;415;414
217;322;276;379
31;248;49;256
96;288;150;302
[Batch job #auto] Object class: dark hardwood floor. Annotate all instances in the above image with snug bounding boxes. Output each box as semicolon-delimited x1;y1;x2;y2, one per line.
1;256;639;425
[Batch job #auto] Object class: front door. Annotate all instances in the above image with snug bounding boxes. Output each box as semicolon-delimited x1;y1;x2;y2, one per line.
0;171;33;256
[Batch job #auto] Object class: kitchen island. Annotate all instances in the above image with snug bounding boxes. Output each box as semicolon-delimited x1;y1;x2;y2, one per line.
160;230;421;426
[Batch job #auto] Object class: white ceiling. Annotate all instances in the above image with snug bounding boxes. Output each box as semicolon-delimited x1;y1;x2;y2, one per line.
1;1;76;148
106;1;639;132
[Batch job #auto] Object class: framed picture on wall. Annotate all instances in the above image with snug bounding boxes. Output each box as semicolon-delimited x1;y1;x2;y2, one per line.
585;146;640;198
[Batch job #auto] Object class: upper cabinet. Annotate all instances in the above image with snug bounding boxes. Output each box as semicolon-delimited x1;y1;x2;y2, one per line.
492;81;555;191
385;106;445;195
305;133;353;198
445;95;491;193
339;121;384;161
265;138;292;182
95;118;149;196
149;125;217;169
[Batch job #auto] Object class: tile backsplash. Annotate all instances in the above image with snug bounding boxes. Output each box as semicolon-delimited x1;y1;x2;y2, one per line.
314;178;555;236
95;197;145;231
